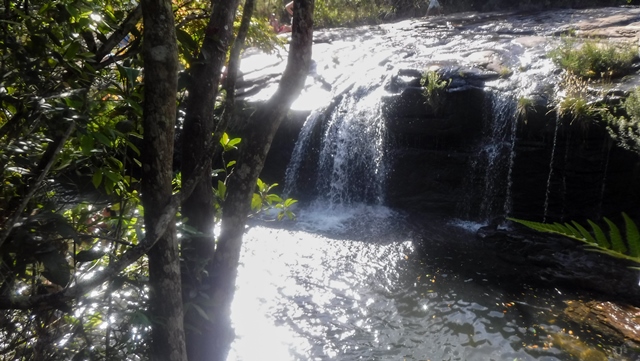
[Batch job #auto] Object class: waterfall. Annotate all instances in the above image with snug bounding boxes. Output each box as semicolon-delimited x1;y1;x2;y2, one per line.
283;110;323;197
285;77;390;206
463;89;518;223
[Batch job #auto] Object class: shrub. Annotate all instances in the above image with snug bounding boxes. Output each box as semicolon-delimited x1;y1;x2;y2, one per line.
421;70;450;111
604;87;640;153
548;37;638;79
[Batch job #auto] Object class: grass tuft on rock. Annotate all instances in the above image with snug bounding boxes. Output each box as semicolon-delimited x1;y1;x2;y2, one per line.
548;37;638;79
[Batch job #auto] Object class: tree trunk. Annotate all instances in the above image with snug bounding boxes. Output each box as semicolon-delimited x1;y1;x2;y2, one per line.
179;1;240;360
221;0;256;132
206;1;315;360
140;0;186;359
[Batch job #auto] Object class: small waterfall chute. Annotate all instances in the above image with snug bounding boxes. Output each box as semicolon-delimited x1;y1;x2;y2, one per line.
285;72;391;207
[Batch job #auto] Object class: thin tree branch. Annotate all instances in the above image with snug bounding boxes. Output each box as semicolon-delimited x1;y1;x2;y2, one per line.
94;5;142;63
0;121;76;249
176;13;210;29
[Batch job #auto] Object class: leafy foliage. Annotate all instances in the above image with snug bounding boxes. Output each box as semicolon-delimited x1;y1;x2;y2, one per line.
420;70;450;112
509;213;640;264
603;87;640;153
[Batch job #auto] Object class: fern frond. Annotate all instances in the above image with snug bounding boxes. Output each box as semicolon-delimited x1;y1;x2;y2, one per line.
571;221;597;244
509;214;640;266
623;212;640;258
604;217;627;254
508;219;585;242
564;223;585;240
587;220;611;248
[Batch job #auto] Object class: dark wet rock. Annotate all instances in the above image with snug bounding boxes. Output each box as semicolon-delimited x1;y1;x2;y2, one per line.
563;300;640;348
476;226;640;306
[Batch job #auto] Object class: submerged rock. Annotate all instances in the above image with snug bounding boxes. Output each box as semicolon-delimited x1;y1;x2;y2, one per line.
563;300;640;347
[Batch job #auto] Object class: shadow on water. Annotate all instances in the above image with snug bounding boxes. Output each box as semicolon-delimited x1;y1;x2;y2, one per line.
226;205;636;361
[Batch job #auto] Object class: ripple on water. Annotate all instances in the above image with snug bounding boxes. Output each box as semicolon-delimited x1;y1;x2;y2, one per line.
227;207;618;361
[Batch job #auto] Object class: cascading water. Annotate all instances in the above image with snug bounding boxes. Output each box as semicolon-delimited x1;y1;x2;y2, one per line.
461;89;518;223
285;75;390;206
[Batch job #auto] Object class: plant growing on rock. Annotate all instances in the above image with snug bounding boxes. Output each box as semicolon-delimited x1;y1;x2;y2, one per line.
556;73;599;123
498;66;513;79
603;87;640;153
420;70;450;113
548;37;638;79
516;96;535;123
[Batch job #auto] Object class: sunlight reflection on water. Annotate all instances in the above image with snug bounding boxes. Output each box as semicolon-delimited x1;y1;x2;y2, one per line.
226;206;620;361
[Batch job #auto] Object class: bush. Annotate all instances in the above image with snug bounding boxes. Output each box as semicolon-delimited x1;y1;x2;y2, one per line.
548;37;638;79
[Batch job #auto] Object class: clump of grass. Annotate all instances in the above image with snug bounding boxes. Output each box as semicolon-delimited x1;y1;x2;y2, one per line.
516;96;535;123
498;66;513;79
556;73;599;122
548;37;638;79
421;70;450;112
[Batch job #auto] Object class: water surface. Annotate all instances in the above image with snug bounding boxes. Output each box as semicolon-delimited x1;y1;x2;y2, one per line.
227;204;624;361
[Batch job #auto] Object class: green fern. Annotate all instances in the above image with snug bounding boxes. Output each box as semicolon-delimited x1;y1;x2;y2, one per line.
624;213;640;258
508;213;640;265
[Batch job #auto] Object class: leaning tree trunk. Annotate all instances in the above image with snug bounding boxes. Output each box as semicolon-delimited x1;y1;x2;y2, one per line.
140;0;186;359
205;1;315;360
179;0;240;360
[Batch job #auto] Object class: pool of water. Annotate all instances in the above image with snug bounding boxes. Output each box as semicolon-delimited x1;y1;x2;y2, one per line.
226;204;627;361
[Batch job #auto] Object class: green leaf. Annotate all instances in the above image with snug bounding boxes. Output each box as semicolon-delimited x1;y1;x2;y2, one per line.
623;213;640;258
284;198;298;207
216;180;226;200
571;221;597;244
251;193;262;211
78;17;90;28
220;132;229;146
64;41;81;60
125;138;141;156
92;171;103;188
227;137;241;148
256;178;265;192
93;131;112;147
104;170;120;183
266;194;283;204
80;135;94;156
563;223;584;240
604;217;626;254
587;220;611;248
226;160;236;168
65;4;79;18
176;29;197;50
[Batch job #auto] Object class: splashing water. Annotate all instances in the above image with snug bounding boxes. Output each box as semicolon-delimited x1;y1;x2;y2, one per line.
285;73;390;206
